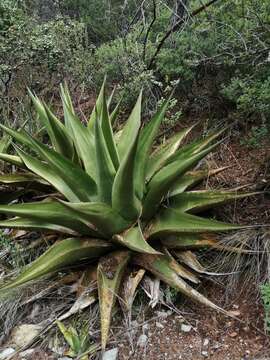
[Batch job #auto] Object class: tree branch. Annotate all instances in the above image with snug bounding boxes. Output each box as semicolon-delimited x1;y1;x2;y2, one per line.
147;0;220;70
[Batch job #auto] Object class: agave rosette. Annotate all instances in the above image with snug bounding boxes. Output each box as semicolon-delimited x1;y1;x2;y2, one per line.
0;81;256;349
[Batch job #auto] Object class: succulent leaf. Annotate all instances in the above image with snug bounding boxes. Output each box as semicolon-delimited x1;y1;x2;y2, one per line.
98;250;130;349
0;238;113;292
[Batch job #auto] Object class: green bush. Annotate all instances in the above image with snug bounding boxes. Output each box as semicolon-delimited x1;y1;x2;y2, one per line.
261;283;270;333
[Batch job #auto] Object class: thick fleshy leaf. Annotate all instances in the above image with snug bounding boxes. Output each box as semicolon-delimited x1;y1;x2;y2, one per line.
0;173;46;185
134;97;171;199
146;127;193;181
116;91;142;160
5;128;97;201
99;86;119;169
0;238;113;292
174;251;208;274
142;142;221;220
133;253;227;313
0;201;95;235
160;233;219;249
0;153;25;167
163;248;200;284
113;226;160;254
112;128;141;221
168;167;229;197
164;128;226;167
60;94;96;179
94;114;116;204
120;269;145;312
97;250;130;349
0;217;80;235
110;98;122;127
60;201;130;237
0;173;50;192
149;209;243;238
15;148;82;202
29;91;75;159
169;190;258;213
88;77;106;131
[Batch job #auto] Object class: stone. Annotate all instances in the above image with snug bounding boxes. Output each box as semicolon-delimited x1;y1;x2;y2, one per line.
180;324;192;333
0;348;15;360
203;338;209;347
102;348;118;360
10;324;42;348
19;349;35;358
155;322;164;329
202;350;208;357
137;334;148;347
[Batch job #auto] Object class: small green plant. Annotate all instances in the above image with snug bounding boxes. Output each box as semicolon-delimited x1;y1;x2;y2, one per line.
240;126;268;148
261;283;270;333
56;320;94;359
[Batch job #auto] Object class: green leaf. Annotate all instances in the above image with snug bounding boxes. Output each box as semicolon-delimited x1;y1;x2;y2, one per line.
113;226;160;254
94;114;116;204
134;97;171;199
142;142;221;220
133;253;226;313
0;153;25;167
0;201;95;235
99;85;119;169
169;190;258;213
60;201;130;237
168;167;228;197
98;250;130;350
4;127;97;201
116;91;142;160
0;217;81;235
146;127;193;181
112;133;141;221
149;209;244;238
29;91;75;160
15;147;83;202
0;238;113;292
164;128;226;167
110;97;122;127
60;94;97;179
88;77;106;131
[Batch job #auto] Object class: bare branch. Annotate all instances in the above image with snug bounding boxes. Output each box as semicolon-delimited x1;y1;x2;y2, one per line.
147;0;220;70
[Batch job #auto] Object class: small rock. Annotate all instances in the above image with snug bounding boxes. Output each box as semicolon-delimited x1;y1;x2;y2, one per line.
203;338;209;347
102;348;118;360
19;349;35;358
142;324;149;331
229;332;238;338
155;322;164;329
0;348;15;360
10;324;42;348
137;334;148;348
180;324;192;333
202;350;208;357
58;357;72;360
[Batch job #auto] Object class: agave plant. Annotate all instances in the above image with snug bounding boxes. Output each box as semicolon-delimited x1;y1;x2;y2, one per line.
0;81;256;349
